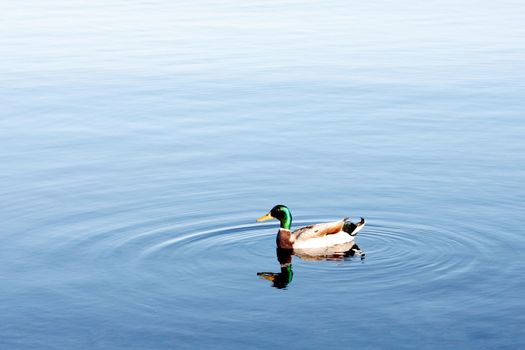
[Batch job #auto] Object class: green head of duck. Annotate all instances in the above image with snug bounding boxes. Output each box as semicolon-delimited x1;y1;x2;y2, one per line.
256;204;292;230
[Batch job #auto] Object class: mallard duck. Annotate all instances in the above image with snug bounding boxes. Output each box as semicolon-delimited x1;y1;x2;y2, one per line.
256;205;365;249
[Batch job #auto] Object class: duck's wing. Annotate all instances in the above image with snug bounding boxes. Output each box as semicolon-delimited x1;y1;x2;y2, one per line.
292;220;345;242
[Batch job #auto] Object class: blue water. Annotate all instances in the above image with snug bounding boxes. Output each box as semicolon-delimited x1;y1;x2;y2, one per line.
1;1;524;349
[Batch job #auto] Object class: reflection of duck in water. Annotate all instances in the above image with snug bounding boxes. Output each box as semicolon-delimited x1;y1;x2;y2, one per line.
257;248;294;289
257;245;364;289
256;205;365;249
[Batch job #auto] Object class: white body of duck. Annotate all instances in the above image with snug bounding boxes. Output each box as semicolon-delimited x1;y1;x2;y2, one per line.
291;227;355;249
294;240;364;261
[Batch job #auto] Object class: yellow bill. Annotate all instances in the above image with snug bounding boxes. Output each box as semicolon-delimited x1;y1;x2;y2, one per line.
256;212;274;222
257;272;277;282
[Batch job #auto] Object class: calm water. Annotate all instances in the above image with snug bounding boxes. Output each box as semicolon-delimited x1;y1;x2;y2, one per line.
1;1;524;349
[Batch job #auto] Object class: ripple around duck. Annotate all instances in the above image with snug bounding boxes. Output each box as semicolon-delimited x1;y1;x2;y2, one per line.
140;223;273;257
305;218;496;291
71;213;498;294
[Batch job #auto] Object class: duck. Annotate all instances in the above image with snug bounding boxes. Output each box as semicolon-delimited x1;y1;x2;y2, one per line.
256;205;365;249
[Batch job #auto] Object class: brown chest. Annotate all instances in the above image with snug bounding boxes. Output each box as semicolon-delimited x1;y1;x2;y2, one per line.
276;229;294;249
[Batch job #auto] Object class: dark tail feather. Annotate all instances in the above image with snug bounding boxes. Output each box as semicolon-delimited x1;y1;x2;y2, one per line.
343;217;365;236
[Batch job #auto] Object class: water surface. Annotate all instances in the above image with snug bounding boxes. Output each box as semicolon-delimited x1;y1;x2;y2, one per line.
1;1;524;349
